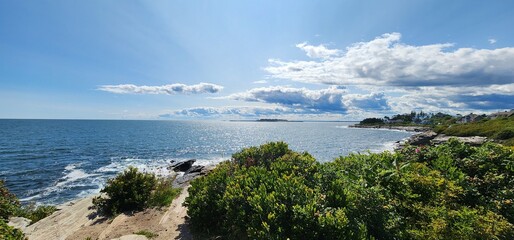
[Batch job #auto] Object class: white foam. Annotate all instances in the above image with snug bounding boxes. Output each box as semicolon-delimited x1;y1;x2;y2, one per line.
56;164;93;187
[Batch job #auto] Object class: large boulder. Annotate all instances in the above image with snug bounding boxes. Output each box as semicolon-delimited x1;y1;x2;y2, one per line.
168;159;196;172
184;165;204;175
408;131;438;146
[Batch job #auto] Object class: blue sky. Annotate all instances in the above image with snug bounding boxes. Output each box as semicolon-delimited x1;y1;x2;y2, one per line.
1;0;513;120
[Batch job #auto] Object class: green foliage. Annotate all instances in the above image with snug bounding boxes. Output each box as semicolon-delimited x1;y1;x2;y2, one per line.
186;141;514;239
0;219;26;240
0;180;21;220
16;204;57;223
134;229;158;239
148;178;181;208
93;166;180;217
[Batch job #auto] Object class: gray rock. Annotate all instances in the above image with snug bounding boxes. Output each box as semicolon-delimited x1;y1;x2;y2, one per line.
8;216;31;232
184;165;204;175
169;159;196;172
408;131;438;146
431;135;488;146
112;234;148;240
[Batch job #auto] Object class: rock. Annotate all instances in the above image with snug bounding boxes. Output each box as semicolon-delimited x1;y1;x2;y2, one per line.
168;159;196;172
8;217;31;232
408;131;438;146
172;164;217;188
184;165;204;175
111;234;148;240
431;135;487;146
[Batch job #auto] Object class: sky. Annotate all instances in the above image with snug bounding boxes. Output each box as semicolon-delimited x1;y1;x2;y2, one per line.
1;0;514;120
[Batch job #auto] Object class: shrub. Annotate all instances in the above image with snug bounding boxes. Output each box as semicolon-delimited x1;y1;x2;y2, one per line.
0;219;26;240
186;141;514;239
93;167;181;217
148;178;181;208
17;204;57;223
0;180;20;220
496;129;514;140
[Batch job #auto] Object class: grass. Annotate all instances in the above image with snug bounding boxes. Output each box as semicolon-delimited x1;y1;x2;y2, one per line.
440;116;514;146
134;229;158;239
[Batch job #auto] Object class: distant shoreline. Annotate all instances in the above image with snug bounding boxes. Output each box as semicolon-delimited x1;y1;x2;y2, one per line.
348;124;430;132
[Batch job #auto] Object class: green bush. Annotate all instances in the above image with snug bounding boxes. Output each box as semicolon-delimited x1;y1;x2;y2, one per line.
148;178;181;208
496;129;514;140
16;204;57;223
93;166;181;217
186;141;514;239
0;219;26;240
0;180;21;220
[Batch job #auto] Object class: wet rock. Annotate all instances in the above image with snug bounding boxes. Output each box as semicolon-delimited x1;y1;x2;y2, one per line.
168;159;196;172
184;165;204;175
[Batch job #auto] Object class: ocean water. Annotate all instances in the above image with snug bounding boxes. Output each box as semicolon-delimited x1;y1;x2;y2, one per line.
0;119;412;205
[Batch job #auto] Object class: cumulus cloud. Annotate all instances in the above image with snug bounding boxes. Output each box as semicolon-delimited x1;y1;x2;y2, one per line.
266;33;514;87
223;86;394;114
160;106;306;118
98;82;224;95
343;92;391;111
226;86;349;113
295;42;340;59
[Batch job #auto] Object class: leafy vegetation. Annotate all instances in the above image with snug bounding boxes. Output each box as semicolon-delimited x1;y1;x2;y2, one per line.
0;180;21;221
359;117;384;125
0;219;25;240
93;166;181;217
185;141;514;239
1;180;58;239
16;204;57;223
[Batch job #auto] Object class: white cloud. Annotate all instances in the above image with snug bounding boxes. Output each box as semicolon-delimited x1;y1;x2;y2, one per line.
252;80;268;84
160;106;304;118
98;82;224;95
489;38;497;44
226;86;349;113
295;42;340;59
267;33;514;87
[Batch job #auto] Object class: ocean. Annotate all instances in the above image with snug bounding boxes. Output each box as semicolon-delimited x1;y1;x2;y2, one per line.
0;119;412;205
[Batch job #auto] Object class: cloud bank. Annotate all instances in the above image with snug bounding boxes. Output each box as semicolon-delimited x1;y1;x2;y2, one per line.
266;33;514;87
258;33;514;115
98;82;224;95
160;106;308;118
226;86;349;113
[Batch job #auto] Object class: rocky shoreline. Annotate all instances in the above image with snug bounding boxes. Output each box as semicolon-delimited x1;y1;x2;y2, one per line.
350;124;488;149
348;124;430;132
